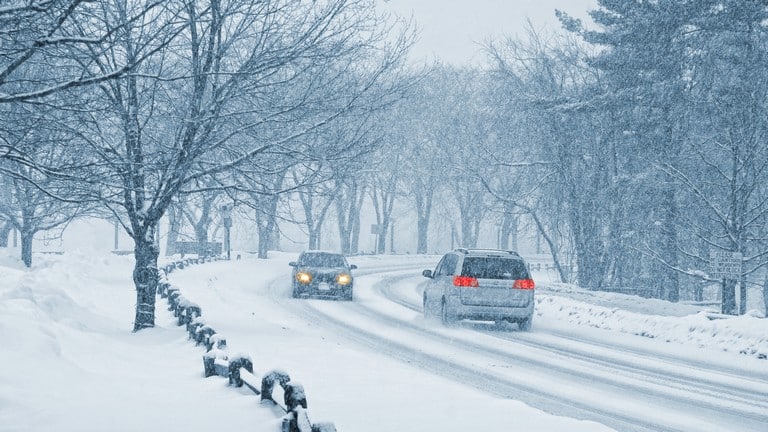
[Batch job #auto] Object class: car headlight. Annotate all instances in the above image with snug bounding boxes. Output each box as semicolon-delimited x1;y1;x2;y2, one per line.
336;273;352;285
296;272;312;284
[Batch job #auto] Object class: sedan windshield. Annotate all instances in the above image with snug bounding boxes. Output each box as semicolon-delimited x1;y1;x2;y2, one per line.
299;253;347;268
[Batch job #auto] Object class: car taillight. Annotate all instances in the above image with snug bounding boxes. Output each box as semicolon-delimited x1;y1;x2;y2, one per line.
453;276;479;287
513;279;535;290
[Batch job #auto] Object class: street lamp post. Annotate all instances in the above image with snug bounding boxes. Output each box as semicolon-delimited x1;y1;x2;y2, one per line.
220;204;232;260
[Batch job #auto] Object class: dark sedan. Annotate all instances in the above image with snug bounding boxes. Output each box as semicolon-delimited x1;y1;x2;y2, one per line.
289;251;357;300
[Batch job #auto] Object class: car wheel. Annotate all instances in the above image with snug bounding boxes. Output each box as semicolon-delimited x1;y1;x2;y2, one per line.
344;289;353;301
518;317;532;332
291;283;300;299
441;299;454;326
423;294;430;318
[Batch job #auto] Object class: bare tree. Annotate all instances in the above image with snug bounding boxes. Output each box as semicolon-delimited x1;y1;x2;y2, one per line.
0;155;82;267
292;164;337;250
0;0;165;180
66;0;413;331
0;100;88;265
0;219;11;247
335;174;366;255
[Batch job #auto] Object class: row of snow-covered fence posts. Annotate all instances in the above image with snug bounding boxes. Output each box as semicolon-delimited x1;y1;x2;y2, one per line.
158;257;337;432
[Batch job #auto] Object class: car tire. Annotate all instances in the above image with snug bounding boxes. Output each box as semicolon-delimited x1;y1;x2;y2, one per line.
344;288;353;301
291;283;300;299
518;317;532;331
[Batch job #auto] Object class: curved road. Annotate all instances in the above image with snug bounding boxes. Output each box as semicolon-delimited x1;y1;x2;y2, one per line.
265;265;768;432
174;259;768;432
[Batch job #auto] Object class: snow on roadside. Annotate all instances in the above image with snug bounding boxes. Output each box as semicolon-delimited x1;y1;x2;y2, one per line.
535;282;768;360
3;249;767;432
0;250;278;432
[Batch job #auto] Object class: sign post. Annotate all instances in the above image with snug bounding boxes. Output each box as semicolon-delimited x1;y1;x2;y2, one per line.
709;251;742;279
709;251;742;315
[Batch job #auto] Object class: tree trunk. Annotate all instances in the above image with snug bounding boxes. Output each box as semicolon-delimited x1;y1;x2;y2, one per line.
460;218;479;248
21;229;34;267
571;201;606;290
0;221;11;247
308;229;320;250
133;236;160;331
165;204;182;257
416;217;429;254
528;209;568;283
255;193;281;259
722;278;738;315
414;189;433;254
762;271;768;318
660;188;680;302
270;223;281;252
194;220;209;256
377;219;388;254
257;221;271;258
350;211;360;254
739;273;748;315
336;198;352;254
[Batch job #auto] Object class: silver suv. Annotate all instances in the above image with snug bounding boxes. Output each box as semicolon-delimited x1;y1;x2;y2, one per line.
422;249;535;330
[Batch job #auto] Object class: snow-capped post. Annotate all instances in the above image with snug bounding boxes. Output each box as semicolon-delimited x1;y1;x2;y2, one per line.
160;256;337;431
188;318;205;340
167;291;179;313
168;290;181;313
261;370;292;403
177;299;201;326
195;325;216;347
284;383;307;412
228;355;253;387
158;280;170;297
203;348;228;378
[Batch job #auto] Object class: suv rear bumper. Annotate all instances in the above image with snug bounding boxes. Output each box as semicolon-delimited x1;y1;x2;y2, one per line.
446;296;533;321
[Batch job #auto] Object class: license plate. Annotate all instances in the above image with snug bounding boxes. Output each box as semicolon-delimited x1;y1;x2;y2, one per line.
318;282;330;291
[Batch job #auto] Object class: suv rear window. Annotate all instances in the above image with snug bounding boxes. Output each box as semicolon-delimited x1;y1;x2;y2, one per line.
460;257;529;280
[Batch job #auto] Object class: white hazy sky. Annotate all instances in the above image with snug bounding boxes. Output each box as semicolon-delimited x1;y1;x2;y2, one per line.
380;0;598;65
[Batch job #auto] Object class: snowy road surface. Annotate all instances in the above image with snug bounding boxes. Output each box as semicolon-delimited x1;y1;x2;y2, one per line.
171;253;768;432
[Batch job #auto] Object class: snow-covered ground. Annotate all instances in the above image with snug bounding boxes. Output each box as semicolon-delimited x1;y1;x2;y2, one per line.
1;249;767;431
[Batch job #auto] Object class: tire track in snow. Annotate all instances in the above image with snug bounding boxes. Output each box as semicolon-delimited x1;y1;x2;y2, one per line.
379;273;768;414
371;272;768;431
266;269;717;432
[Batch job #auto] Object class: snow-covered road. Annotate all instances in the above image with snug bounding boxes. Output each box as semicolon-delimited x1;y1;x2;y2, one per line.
173;253;768;432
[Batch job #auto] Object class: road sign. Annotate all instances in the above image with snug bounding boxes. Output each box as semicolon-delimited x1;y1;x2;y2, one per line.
709;251;742;279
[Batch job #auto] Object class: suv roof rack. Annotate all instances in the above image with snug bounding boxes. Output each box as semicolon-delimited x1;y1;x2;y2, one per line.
454;248;521;257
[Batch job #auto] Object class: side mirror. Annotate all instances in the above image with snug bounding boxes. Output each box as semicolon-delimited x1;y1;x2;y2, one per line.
349;264;358;270
422;269;433;278
288;261;297;267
